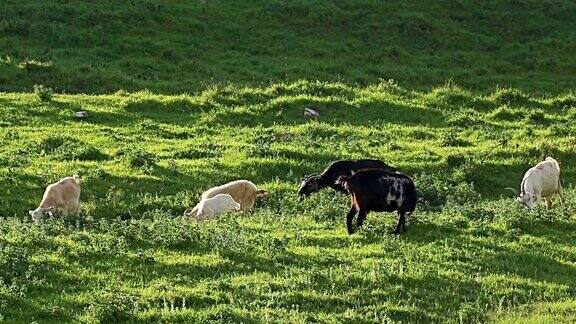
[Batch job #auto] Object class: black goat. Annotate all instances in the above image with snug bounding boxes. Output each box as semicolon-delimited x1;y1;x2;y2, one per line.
298;159;396;198
336;169;417;235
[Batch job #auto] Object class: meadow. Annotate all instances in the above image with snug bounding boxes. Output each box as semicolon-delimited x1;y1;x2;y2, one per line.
2;0;576;322
1;81;576;322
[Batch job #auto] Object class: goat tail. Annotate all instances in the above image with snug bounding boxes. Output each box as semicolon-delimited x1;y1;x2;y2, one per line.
256;189;268;197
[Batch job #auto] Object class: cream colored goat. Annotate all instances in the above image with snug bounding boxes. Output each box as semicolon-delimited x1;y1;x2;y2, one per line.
184;180;267;217
195;194;241;220
29;175;81;222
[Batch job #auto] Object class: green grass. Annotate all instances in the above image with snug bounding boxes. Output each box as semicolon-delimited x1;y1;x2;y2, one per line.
2;0;576;322
1;82;576;322
1;0;576;94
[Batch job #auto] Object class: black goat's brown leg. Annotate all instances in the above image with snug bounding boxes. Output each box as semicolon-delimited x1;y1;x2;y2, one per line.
394;211;406;235
357;208;368;229
346;206;357;234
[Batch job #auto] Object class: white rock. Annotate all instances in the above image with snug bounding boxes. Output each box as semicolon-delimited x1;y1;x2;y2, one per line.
304;107;320;118
74;111;89;118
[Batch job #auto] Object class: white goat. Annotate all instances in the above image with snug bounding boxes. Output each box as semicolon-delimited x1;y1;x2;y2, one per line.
194;194;241;220
184;180;267;217
508;157;564;209
29;175;81;222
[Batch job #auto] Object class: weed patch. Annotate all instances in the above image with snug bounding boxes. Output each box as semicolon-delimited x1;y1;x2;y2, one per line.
34;135;107;161
33;84;53;102
491;88;530;106
116;148;156;169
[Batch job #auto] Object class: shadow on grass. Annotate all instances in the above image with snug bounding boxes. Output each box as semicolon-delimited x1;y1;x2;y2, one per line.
51;91;449;129
214;96;446;128
0;172;46;218
468;156;576;199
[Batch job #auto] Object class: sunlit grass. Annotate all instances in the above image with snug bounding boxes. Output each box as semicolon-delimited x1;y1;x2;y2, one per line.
0;81;576;322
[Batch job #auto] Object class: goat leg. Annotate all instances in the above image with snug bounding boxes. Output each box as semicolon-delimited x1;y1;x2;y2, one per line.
346;206;357;234
357;208;368;229
394;211;406;235
545;197;552;210
402;212;410;233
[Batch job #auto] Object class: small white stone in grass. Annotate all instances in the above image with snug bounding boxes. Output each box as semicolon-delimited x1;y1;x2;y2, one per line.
74;111;88;118
304;107;320;118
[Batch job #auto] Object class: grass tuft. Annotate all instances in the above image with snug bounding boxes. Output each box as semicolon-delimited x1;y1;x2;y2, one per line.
33;84;53;102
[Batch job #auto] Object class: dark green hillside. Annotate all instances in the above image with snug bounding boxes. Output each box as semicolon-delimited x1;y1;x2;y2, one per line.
1;0;575;94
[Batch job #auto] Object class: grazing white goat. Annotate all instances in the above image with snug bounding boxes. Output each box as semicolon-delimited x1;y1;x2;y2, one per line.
184;180;267;217
508;157;564;209
194;194;241;220
29;175;81;222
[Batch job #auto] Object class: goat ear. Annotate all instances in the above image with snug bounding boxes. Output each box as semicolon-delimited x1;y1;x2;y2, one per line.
28;210;34;216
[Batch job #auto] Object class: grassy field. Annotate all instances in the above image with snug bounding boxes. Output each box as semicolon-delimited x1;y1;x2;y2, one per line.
1;0;576;94
1;82;576;322
2;0;576;322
